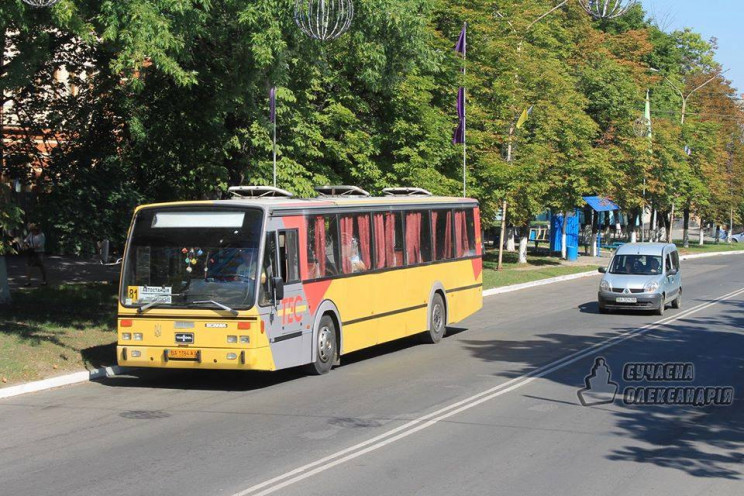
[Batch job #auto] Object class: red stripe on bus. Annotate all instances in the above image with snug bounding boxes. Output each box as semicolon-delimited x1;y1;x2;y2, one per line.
304;279;332;314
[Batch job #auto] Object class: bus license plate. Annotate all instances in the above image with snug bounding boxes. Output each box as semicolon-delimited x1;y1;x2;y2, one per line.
169;349;198;359
616;297;637;303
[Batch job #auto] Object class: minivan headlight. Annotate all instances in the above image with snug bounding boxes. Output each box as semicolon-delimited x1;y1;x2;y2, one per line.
599;279;611;292
644;280;659;293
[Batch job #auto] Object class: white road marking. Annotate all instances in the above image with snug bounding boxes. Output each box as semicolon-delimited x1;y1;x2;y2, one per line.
232;286;744;496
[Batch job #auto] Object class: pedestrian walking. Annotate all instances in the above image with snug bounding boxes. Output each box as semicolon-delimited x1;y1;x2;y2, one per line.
24;223;47;286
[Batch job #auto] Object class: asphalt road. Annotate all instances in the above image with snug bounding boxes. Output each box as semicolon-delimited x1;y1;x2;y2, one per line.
2;256;743;495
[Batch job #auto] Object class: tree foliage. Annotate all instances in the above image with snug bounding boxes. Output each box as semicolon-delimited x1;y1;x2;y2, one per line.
0;0;742;255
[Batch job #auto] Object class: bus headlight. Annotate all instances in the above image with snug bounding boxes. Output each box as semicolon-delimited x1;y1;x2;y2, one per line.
226;353;237;360
134;333;143;341
130;350;141;358
121;333;132;340
240;335;250;344
227;335;237;343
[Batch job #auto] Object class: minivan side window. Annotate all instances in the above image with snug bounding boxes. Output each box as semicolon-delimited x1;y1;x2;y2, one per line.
671;251;679;270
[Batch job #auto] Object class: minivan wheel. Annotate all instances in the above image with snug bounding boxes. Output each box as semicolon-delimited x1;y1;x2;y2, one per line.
656;296;665;316
672;290;681;309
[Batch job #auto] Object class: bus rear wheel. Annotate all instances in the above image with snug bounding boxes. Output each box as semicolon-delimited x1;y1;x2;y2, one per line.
421;293;446;344
306;314;336;375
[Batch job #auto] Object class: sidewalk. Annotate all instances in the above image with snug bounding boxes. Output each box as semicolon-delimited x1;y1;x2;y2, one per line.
4;254;120;289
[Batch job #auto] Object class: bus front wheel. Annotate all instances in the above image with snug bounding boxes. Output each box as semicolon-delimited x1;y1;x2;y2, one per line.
421;293;446;344
306;314;337;375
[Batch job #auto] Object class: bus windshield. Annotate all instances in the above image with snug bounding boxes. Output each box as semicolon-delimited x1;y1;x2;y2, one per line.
120;207;264;310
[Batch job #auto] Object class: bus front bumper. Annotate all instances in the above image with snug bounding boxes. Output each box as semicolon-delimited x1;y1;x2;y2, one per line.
117;345;275;370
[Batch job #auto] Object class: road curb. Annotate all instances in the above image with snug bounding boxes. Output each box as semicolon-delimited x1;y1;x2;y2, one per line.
483;269;600;298
679;250;744;261
0;366;125;400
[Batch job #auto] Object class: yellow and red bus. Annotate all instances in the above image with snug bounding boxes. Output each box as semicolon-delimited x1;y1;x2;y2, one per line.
117;186;482;374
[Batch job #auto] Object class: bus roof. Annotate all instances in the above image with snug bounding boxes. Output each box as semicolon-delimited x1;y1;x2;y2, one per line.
136;195;479;214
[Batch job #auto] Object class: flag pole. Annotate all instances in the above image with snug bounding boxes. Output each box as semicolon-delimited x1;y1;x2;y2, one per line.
271;86;277;188
462;22;467;198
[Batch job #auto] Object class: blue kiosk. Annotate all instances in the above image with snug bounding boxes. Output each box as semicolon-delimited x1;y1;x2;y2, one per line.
550;211;580;261
582;196;621;253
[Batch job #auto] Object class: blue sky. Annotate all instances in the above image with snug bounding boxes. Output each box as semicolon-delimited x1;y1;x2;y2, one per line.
639;0;743;95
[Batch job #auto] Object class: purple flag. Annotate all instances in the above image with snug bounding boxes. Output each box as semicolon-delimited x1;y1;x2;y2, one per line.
270;86;276;124
454;23;466;55
453;87;465;144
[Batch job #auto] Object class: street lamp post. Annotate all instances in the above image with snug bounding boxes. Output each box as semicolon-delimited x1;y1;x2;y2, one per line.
650;68;729;247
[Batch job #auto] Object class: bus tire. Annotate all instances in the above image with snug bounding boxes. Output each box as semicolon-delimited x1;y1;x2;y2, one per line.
421;293;446;344
306;314;336;375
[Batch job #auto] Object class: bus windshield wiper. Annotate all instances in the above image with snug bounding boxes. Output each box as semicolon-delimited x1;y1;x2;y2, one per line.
192;299;239;316
137;301;170;314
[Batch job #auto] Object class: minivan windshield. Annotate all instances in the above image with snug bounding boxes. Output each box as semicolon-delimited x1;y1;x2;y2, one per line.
609;254;663;275
120;207;263;310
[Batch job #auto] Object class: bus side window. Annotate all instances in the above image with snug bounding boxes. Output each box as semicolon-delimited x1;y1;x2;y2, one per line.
455;208;476;257
305;215;339;278
259;233;277;306
279;230;300;283
372;212;403;268
405;210;432;265
340;214;372;274
432;209;453;261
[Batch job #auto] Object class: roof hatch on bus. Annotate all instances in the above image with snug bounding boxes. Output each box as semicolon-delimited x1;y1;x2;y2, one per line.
228;186;295;198
314;185;371;197
382;187;433;197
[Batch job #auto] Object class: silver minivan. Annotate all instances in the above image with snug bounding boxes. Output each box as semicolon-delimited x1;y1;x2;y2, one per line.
597;243;681;315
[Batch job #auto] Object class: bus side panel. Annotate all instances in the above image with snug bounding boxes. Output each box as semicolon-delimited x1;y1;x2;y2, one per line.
321;275;378;354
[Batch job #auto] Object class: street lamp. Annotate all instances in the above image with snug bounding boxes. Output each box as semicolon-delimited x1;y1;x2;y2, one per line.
649;67;729;247
21;0;61;7
649;67;729;125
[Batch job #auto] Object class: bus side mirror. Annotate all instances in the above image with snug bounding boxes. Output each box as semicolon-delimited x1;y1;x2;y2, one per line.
272;277;285;302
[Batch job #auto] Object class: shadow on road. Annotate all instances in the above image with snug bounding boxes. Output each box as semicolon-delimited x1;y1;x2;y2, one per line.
461;298;744;480
95;325;471;392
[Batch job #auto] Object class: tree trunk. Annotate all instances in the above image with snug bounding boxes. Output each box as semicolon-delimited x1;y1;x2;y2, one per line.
590;210;598;257
683;208;690;248
667;204;675;243
560;211;567;259
729;208;733;244
715;225;720;244
591;232;598;257
0;256;11;306
506;227;516;252
518;226;529;264
699;222;705;245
